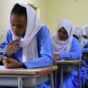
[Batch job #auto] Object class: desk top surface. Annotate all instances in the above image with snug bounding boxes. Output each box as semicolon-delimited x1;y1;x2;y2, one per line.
55;60;82;65
0;66;58;75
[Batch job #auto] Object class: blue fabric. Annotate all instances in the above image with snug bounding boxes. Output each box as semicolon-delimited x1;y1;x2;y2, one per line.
57;37;86;88
82;42;88;81
3;25;53;68
82;43;88;53
2;25;53;88
59;37;82;60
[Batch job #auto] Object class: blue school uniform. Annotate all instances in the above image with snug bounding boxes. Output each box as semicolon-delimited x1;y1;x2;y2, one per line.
2;25;53;88
82;42;88;81
82;43;88;53
57;37;86;88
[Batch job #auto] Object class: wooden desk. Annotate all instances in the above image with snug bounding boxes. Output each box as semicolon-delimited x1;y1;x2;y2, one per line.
55;60;82;88
0;66;57;88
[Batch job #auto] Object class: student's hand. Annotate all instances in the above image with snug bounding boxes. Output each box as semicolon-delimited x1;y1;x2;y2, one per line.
54;54;59;61
2;58;23;68
6;39;20;56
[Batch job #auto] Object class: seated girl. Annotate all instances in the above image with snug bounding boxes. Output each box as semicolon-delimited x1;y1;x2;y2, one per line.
73;25;88;53
1;3;53;88
81;25;88;53
52;19;86;88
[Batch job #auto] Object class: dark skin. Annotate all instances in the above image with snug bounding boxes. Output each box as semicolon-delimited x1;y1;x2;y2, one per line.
57;27;68;41
3;13;27;68
54;27;69;61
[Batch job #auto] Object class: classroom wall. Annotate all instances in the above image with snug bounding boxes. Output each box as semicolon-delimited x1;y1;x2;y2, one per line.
0;0;88;42
27;0;48;25
47;0;88;34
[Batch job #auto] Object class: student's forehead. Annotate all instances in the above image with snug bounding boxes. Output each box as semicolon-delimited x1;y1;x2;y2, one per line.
59;27;67;32
10;14;26;22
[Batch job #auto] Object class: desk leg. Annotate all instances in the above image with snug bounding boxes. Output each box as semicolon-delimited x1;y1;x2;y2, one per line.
18;77;23;88
60;67;63;88
78;66;81;88
50;73;54;88
55;70;58;88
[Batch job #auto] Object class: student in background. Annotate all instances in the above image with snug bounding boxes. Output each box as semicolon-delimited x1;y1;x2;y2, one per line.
74;26;88;87
81;25;88;53
73;26;83;41
52;20;86;88
2;3;53;88
73;25;88;52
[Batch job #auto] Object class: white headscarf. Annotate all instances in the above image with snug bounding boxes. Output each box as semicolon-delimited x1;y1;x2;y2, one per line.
52;20;74;54
83;25;88;37
73;26;83;39
10;3;42;62
80;25;88;48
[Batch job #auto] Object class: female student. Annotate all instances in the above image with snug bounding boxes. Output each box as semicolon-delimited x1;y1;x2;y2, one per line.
73;26;83;41
52;20;86;88
73;25;88;87
2;3;53;88
81;25;88;53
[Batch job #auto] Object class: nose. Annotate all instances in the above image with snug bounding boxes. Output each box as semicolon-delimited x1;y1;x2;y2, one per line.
59;32;63;37
12;26;19;35
13;26;18;33
13;26;17;31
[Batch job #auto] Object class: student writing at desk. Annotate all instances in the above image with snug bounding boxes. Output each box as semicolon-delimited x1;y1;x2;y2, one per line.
52;20;86;88
2;3;53;88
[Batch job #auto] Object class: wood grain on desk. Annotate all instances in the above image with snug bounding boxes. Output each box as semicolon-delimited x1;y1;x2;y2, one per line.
55;60;82;65
55;60;82;72
0;66;58;75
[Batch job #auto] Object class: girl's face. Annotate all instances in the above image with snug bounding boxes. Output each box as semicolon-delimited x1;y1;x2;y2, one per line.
57;27;68;41
10;13;27;37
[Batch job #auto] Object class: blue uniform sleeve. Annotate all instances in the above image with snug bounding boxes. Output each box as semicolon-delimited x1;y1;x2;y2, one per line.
82;48;88;53
82;43;88;53
4;30;13;44
2;30;13;59
59;37;82;60
23;26;53;68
